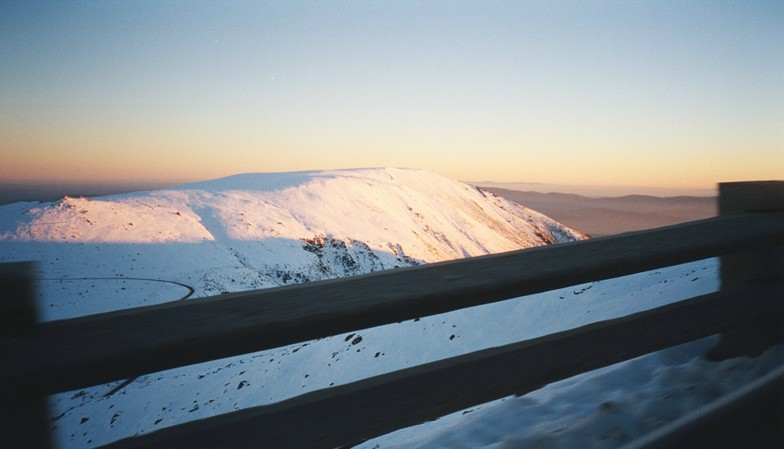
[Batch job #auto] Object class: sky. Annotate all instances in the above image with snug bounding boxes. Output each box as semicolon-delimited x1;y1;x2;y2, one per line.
1;0;782;191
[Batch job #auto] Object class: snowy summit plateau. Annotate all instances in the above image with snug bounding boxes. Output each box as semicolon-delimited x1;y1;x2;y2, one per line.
0;167;585;317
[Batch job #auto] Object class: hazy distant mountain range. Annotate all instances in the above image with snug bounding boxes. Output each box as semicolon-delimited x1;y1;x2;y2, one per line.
472;181;716;198
483;187;716;237
0;181;185;206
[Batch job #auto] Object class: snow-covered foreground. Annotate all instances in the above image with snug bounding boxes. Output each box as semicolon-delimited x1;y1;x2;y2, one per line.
358;330;783;449
0;168;779;448
39;258;782;449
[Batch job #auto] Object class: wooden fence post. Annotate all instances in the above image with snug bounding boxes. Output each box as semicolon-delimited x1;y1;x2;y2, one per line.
707;181;784;360
0;262;51;449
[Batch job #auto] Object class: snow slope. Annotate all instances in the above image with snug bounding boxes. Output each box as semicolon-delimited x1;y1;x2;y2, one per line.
1;168;584;320
0;168;779;448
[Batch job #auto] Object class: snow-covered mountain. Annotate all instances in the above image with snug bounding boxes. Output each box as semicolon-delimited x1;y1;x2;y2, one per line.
0;168;779;448
1;168;584;318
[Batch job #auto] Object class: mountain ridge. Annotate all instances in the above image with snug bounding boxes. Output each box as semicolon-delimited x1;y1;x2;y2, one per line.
0;167;586;314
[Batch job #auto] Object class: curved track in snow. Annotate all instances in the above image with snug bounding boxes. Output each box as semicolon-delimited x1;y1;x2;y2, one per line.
39;276;196;301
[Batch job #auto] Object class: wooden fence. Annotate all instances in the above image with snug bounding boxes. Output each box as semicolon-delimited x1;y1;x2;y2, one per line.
1;181;782;448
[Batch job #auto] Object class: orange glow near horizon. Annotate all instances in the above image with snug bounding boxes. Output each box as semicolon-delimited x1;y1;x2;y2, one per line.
4;139;780;192
1;3;782;192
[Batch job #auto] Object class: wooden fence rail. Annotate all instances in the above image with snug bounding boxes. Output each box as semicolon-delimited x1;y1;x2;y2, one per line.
102;284;784;449
1;181;782;448
6;211;784;396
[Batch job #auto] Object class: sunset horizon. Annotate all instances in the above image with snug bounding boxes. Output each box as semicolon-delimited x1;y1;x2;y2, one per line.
2;1;782;191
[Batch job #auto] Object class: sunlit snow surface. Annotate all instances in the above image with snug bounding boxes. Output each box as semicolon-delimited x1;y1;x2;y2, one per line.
0;168;779;448
2;168;584;320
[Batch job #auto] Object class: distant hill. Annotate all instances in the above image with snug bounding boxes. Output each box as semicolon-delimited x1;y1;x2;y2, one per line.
1;168;585;304
481;188;716;237
0;181;182;205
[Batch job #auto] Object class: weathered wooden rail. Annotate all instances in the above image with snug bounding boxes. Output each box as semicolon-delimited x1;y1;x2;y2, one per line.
1;181;782;448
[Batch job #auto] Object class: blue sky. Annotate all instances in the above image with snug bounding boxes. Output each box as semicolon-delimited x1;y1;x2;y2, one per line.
1;1;782;189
